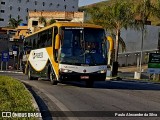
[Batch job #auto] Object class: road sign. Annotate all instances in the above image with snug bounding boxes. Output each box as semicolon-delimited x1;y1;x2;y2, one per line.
148;53;160;74
1;51;9;62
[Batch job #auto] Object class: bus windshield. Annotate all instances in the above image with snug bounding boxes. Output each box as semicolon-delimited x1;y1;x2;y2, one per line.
60;27;107;65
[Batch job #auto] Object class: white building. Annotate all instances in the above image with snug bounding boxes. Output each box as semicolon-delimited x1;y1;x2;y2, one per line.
0;0;79;27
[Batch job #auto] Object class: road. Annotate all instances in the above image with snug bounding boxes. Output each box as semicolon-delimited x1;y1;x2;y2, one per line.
0;72;160;120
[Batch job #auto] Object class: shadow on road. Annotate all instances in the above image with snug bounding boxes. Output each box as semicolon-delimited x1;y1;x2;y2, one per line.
62;80;160;91
1;72;159;91
24;83;53;120
95;80;160;91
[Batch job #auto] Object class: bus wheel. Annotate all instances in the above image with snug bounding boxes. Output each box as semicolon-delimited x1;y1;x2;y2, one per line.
49;69;58;85
86;80;94;88
28;67;33;80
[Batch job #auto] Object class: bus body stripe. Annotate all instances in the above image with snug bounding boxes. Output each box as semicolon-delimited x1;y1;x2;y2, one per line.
46;47;59;80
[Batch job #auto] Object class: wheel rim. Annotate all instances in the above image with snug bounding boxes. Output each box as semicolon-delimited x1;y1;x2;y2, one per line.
50;71;56;81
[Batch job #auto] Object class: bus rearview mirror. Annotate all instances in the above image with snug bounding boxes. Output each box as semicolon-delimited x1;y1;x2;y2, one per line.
55;34;61;49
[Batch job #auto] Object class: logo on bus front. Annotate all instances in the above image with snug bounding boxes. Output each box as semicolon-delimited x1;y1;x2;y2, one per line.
32;51;43;59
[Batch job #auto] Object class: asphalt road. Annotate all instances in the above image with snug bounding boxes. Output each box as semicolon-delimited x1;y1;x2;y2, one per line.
0;72;160;120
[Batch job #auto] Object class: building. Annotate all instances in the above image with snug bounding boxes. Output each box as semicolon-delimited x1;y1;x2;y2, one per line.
28;11;84;33
0;0;79;27
118;25;160;67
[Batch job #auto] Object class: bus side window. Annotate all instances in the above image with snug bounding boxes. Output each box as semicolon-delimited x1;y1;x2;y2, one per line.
53;26;58;62
33;39;36;49
47;28;53;47
40;31;46;48
37;33;41;48
28;39;32;49
35;34;38;49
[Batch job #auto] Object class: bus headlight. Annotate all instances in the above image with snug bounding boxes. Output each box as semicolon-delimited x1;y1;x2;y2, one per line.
60;69;73;73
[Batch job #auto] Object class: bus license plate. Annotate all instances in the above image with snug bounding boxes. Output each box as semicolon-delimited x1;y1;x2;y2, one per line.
81;76;89;79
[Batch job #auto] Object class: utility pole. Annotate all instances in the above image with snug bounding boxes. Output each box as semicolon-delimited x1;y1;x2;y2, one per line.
139;0;146;74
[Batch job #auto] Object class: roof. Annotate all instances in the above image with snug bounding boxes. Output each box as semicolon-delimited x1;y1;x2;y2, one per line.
26;22;103;38
16;26;28;30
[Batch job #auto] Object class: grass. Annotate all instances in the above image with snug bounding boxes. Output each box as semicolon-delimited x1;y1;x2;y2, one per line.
0;76;38;120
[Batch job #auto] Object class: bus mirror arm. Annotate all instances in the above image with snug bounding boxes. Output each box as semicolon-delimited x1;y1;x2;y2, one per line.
106;36;114;65
55;34;61;50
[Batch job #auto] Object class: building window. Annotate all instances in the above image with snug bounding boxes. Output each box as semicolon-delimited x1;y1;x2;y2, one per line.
64;5;67;9
0;18;4;21
18;7;21;11
32;21;38;26
26;8;29;12
26;16;28;21
49;3;52;6
26;0;29;2
34;9;36;12
9;14;12;18
35;1;37;5
18;0;21;3
72;6;75;9
10;6;12;10
0;10;5;13
57;4;60;7
43;2;45;6
18;15;20;19
1;2;5;5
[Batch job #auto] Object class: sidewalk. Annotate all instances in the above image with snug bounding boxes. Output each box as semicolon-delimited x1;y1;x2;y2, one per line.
0;69;23;74
118;65;148;73
117;65;148;79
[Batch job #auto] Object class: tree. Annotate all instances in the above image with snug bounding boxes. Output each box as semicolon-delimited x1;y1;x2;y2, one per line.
39;16;47;27
152;0;160;25
103;1;135;62
87;0;135;76
134;0;154;72
134;0;153;23
9;18;23;28
49;19;56;25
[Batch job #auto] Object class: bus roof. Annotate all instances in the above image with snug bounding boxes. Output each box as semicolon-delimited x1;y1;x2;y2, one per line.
26;22;104;38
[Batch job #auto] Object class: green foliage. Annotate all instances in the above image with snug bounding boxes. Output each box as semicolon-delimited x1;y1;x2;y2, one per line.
39;16;47;26
86;0;137;61
152;0;160;25
0;76;37;120
49;19;56;25
80;0;160;26
9;18;23;28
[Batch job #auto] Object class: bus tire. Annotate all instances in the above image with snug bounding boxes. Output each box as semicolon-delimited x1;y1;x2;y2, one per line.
86;80;94;88
49;68;58;85
28;66;34;80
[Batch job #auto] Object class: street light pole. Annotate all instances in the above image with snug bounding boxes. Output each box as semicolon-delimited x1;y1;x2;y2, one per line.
139;0;146;73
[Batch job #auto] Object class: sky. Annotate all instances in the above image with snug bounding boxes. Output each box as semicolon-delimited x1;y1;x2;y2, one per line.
78;0;106;7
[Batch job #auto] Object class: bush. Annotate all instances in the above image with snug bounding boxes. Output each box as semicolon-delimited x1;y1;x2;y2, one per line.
0;76;37;120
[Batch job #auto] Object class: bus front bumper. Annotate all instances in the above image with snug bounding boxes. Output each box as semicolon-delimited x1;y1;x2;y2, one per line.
59;72;106;81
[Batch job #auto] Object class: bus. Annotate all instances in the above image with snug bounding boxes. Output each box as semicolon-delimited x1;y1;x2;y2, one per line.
22;22;111;87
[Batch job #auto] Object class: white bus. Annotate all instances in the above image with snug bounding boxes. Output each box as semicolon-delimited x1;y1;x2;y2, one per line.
23;22;111;87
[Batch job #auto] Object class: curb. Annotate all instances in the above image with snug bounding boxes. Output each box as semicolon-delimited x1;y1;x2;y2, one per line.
106;77;160;85
18;79;43;120
0;70;23;74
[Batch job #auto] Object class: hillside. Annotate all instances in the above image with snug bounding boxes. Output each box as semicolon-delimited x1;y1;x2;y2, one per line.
79;0;160;26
